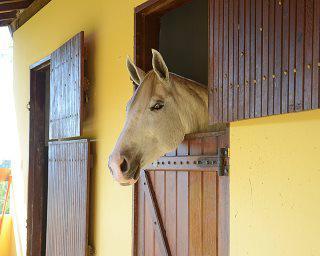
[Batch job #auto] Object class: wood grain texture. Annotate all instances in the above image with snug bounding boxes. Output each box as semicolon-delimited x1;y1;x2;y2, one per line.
133;132;230;256
46;139;90;256
209;0;320;124
27;68;48;256
49;32;84;140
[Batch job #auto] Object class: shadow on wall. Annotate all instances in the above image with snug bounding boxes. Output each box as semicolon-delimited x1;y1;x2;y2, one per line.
232;109;320;127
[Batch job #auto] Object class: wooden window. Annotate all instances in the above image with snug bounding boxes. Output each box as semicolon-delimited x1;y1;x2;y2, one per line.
209;0;320;124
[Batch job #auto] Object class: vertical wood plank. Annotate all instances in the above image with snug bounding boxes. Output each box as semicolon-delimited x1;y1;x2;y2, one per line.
189;138;202;256
274;0;283;114
154;171;165;256
137;180;145;256
165;171;177;255
203;172;217;256
312;0;320;109
218;0;224;122
261;0;269;116
244;0;251;118
295;0;305;111
281;0;290;113
288;0;297;112
223;0;229;122
268;0;275;115
209;0;214;124
144;172;155;256
176;140;189;256
255;0;262;117
233;0;239;120
228;0;234;122
250;0;256;117
238;0;245;120
189;172;202;256
304;0;314;110
212;0;220;123
176;171;189;256
202;136;218;255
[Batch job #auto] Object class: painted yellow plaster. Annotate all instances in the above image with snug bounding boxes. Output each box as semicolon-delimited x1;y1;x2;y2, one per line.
230;109;320;256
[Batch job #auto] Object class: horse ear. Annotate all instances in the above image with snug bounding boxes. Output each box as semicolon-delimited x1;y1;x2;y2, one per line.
151;49;169;83
126;56;146;85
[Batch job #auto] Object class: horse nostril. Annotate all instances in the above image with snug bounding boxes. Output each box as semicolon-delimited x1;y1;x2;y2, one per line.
120;157;128;173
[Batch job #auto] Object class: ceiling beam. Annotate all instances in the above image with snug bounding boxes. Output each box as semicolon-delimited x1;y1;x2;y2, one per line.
0;10;17;19
10;0;50;33
0;1;30;12
0;18;13;26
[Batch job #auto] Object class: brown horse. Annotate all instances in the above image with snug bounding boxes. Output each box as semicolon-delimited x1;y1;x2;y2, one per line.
108;50;209;185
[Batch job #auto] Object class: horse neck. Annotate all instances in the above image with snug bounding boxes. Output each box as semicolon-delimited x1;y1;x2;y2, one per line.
171;74;209;134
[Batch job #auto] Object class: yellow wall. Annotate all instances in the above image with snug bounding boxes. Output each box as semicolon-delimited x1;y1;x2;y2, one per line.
0;215;17;256
230;109;320;256
12;0;320;255
13;0;145;255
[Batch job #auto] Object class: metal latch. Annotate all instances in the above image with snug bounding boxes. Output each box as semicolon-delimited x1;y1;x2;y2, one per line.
217;147;229;176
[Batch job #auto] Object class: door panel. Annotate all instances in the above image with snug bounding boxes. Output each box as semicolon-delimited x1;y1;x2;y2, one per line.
46;139;90;256
133;132;229;256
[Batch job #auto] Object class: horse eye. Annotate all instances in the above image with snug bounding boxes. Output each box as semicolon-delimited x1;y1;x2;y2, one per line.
150;102;164;111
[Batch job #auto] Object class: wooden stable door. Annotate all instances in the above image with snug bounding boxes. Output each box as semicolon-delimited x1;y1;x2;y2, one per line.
133;132;229;256
45;32;90;256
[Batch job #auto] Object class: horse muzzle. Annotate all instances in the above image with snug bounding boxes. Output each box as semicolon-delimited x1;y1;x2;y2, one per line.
108;153;140;186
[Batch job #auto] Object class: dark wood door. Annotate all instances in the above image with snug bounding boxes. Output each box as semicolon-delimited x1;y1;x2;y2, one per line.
133;131;229;256
209;0;320;124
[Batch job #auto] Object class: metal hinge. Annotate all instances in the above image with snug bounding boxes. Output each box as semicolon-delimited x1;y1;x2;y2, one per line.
217;147;229;176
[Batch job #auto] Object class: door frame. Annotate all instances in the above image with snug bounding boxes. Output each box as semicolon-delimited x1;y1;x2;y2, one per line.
133;0;230;255
27;55;51;256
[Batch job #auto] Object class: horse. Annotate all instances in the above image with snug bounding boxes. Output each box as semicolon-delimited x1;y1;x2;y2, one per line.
108;50;209;186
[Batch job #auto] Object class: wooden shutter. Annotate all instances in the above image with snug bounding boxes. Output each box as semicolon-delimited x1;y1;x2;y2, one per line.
49;32;84;139
209;0;320;124
133;131;229;256
46;139;90;256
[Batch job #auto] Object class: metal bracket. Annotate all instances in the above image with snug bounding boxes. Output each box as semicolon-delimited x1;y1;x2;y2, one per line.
217;148;229;176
